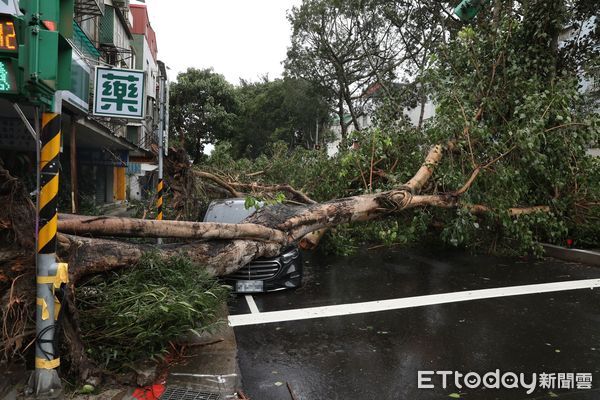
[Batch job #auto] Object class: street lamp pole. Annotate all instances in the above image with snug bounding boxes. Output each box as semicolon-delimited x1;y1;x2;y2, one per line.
156;67;167;244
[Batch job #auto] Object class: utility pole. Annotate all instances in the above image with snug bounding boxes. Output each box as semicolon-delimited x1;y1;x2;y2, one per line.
29;108;67;399
13;102;66;400
0;0;73;396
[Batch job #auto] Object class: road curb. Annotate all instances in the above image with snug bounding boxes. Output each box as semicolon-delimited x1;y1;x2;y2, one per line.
542;243;600;267
165;305;242;399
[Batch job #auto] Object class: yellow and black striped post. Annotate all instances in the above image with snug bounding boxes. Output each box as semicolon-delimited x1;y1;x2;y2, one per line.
156;178;164;221
38;113;61;255
32;112;66;395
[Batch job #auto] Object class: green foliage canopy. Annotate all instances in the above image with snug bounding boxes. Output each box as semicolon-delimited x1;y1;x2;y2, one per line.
169;68;239;162
233;77;330;157
169;68;330;160
192;0;599;255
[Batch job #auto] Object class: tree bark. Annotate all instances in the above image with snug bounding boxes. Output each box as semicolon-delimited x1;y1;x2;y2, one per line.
57;214;288;243
61;234;282;283
338;94;347;146
404;142;453;192
343;81;361;133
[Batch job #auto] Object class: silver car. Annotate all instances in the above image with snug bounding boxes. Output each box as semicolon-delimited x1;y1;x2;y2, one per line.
203;198;303;293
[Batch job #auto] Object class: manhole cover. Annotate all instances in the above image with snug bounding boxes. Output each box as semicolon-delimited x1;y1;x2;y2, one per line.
160;386;221;400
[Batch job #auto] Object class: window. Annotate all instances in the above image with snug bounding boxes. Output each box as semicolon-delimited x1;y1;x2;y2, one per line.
127;125;139;145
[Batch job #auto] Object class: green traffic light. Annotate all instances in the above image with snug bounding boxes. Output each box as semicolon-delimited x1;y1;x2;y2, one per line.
0;59;17;93
0;61;12;91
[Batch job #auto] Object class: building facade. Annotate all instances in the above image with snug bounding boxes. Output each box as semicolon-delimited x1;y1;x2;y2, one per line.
64;0;147;210
127;3;163;201
0;0;168;213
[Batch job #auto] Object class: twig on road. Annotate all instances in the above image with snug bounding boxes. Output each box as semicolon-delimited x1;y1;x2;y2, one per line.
287;382;299;400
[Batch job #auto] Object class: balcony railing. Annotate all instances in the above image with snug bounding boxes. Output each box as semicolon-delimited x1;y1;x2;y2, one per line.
75;0;105;18
73;21;101;59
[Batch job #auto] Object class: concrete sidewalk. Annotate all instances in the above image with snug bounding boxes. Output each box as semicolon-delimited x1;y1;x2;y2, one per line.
165;307;242;399
85;306;243;400
1;366;24;400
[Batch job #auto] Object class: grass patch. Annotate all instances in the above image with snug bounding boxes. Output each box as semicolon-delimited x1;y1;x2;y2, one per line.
77;252;230;372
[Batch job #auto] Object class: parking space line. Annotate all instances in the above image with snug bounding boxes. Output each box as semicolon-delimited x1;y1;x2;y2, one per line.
229;278;600;327
245;295;260;314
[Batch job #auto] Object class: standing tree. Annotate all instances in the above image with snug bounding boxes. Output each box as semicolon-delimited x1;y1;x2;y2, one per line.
169;68;239;162
233;77;330;157
369;0;459;130
285;0;398;145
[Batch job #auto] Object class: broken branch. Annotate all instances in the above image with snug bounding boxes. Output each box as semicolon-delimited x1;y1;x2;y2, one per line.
193;171;243;197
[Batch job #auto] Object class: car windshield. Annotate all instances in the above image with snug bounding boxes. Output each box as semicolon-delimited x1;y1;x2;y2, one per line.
203;199;260;224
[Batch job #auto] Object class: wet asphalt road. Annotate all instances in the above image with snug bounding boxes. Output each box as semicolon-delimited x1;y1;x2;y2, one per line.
228;248;600;400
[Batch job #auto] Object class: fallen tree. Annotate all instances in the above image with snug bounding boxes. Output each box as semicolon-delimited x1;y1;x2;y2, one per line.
58;142;555;274
0;133;564;383
1;111;596;385
1;128;595;384
1;3;598;385
0;136;560;384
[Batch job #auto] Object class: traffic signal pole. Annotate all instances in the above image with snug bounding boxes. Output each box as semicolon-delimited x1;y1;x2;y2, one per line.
1;1;71;395
28;110;66;398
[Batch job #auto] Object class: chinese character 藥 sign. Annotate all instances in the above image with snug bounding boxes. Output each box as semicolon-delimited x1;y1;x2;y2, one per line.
93;67;145;119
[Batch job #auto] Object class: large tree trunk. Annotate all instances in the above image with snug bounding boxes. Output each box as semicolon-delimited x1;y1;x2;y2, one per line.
57;214;288;243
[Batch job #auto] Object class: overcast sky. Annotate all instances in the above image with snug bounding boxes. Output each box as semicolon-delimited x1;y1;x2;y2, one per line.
132;0;301;85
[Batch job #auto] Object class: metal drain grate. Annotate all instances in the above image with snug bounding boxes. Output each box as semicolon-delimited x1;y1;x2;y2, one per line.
160;386;221;400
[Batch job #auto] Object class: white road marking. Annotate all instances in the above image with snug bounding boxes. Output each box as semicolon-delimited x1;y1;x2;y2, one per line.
245;295;260;314
229;278;600;327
